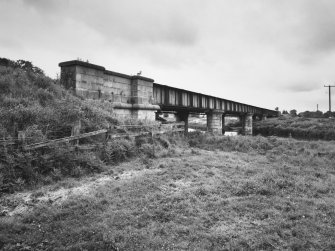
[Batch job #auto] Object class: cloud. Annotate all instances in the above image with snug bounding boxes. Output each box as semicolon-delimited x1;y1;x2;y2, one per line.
285;82;320;93
2;0;335;112
22;0;68;12
96;1;200;47
266;0;335;62
216;0;335;64
20;0;200;47
0;37;22;49
296;0;335;54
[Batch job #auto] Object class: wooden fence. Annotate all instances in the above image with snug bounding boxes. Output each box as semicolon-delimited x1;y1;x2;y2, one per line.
0;122;185;151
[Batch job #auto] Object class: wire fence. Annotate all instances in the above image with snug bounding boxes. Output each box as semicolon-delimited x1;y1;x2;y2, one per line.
0;121;185;151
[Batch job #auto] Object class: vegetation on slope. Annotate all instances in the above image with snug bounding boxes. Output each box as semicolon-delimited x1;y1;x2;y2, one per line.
254;115;335;140
0;59;159;193
0;60;117;140
0;134;334;250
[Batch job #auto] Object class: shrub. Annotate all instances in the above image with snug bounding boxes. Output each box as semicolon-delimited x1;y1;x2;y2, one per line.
254;116;335;140
99;139;136;164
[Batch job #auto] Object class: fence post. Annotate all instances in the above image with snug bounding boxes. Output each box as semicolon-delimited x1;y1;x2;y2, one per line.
2;137;8;156
71;120;81;145
106;125;116;142
151;128;155;157
18;131;26;149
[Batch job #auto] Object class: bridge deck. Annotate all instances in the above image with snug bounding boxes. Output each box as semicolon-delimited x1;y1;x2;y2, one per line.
153;83;277;116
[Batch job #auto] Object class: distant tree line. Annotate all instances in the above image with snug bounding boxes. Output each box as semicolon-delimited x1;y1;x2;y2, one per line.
0;57;44;75
281;109;335;118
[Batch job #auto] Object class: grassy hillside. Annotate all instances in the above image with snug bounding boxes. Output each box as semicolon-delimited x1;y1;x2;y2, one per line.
0;64;117;141
1;134;334;250
0;61;160;193
254;115;335;140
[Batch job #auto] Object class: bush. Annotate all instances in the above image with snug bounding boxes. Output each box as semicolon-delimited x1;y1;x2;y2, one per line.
254;116;335;140
99;139;136;164
0;144;106;193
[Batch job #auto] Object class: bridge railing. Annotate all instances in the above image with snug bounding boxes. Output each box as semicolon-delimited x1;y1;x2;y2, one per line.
153;83;277;116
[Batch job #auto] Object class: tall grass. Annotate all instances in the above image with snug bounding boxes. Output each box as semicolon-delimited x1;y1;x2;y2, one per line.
1;134;334;250
0;66;119;141
187;131;335;161
254;116;335;140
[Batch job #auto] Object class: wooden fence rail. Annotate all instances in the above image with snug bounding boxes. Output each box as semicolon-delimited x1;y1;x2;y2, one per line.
24;129;108;150
0;122;185;151
22;123;184;151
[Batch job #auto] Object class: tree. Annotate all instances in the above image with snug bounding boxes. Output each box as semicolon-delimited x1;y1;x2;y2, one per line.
299;110;324;118
323;111;335;118
274;107;281;115
290;109;297;117
0;57;44;75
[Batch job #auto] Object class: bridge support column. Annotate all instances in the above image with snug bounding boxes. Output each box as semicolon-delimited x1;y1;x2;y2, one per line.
222;114;226;135
240;113;253;135
207;111;224;134
175;112;189;134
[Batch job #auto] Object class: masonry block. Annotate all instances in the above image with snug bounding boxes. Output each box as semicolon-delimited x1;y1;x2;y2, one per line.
241;114;253;135
207;111;224;134
175;112;189;134
59;60;159;121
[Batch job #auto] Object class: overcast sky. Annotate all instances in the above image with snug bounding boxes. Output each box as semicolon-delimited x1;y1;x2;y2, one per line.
1;0;335;112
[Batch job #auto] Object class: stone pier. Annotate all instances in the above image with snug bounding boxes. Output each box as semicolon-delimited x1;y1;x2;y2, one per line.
175;112;189;134
207;111;224;134
240;113;253;135
222;114;226;135
261;114;267;121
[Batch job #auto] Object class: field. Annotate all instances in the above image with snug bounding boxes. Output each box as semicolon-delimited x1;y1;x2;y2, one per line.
254;115;335;140
1;134;334;250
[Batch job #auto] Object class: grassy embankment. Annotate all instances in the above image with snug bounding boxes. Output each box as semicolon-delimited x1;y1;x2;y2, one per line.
1;134;334;250
254;115;335;140
0;63;162;193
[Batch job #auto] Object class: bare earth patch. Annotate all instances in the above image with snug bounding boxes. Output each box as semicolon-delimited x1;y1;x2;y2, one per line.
1;163;159;217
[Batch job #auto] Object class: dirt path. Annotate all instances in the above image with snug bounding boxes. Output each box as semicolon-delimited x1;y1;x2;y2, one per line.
0;160;161;217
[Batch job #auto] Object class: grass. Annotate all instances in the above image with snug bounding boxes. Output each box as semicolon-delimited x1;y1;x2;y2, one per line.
254;115;335;140
1;134;334;250
0;65;118;139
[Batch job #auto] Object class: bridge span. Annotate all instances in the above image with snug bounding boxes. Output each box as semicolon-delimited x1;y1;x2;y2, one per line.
59;60;278;135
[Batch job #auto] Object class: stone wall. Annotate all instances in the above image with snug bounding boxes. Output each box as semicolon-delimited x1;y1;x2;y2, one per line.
60;65;76;90
59;60;160;121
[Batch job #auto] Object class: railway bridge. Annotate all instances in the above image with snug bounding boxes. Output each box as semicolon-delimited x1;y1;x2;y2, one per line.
59;60;278;135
